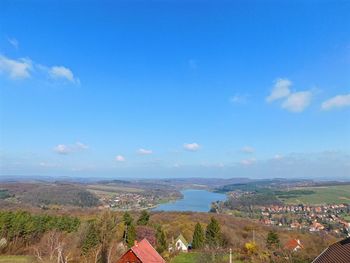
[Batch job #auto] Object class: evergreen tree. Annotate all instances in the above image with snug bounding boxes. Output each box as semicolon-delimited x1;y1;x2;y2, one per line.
156;226;167;253
82;222;99;255
137;210;150;226
192;222;205;249
266;230;280;249
126;223;136;248
123;211;133;226
205;217;221;248
0;211;80;244
123;212;133;245
96;212;118;263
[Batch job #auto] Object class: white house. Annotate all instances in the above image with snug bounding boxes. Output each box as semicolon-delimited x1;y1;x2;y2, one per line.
175;234;189;252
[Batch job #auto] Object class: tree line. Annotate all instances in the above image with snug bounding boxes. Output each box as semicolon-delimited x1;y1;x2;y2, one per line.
0;210;331;263
0;211;79;243
192;217;222;249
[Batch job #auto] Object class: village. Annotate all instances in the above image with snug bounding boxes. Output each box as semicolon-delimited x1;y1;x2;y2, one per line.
99;192;160;210
259;203;350;237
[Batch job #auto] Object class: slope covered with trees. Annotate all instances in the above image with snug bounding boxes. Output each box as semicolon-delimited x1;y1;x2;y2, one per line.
0;209;338;263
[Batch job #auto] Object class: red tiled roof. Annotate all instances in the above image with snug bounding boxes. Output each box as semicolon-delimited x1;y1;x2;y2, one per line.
284;239;303;250
131;239;166;263
312;237;350;263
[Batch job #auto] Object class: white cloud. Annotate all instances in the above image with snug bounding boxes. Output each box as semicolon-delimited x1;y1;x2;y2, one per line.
49;66;78;83
200;162;225;168
39;162;60;168
137;148;153;155
76;142;89;150
240;146;255;154
115;155;126;162
240;158;256;166
266;78;313;113
7;37;19;49
273;154;283;160
281;91;312;112
53;142;88;155
321;94;350;110
230;94;248;104
0;54;79;84
266;78;292;102
0;55;32;79
183;143;200;152
53;144;71;155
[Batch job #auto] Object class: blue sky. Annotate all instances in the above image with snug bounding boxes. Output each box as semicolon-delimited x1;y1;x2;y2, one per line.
0;1;349;179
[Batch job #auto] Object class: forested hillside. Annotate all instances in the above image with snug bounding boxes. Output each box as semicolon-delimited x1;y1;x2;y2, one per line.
0;209;337;263
1;183;100;208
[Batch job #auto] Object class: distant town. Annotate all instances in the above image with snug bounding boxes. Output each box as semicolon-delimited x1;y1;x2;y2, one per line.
259;203;350;236
211;180;350;239
98;192;168;210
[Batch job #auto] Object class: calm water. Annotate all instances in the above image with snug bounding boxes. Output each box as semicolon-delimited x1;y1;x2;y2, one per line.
153;189;227;212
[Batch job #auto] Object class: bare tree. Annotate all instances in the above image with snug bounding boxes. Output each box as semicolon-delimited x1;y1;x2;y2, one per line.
32;231;71;263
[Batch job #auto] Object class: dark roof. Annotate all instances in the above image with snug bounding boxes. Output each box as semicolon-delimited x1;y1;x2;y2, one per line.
312;237;350;263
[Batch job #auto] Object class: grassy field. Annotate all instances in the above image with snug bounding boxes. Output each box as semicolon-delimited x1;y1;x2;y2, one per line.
0;256;35;263
87;184;144;194
170;253;201;263
283;185;350;205
170;252;243;263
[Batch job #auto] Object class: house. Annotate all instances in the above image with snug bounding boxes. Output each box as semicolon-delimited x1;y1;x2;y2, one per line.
312;237;350;263
290;222;301;229
261;218;273;225
117;239;166;263
284;239;303;252
174;234;189;252
309;221;325;232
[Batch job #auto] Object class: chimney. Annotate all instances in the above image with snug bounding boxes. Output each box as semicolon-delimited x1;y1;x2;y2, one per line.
134;240;138;247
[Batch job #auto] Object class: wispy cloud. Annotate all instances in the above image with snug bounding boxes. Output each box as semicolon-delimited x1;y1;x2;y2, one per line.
7;37;19;49
240;158;256;166
240;146;255;154
0;53;79;84
321;94;350;110
115;155;126;162
183;143;200;152
266;78;292;102
173;163;180;168
281;91;312;112
49;66;79;84
53;142;88;155
53;144;71;155
273;154;284;160
137;148;153;155
0;55;32;79
76;142;89;150
39;162;60;168
267;78;312;113
230;94;249;104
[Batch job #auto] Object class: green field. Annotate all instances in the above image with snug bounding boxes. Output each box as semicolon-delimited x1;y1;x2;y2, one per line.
342;215;350;221
170;252;242;263
87;184;144;194
283;185;350;205
170;253;201;263
0;256;35;263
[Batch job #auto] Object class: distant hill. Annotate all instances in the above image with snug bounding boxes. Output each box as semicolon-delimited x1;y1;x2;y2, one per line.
1;182;100;207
